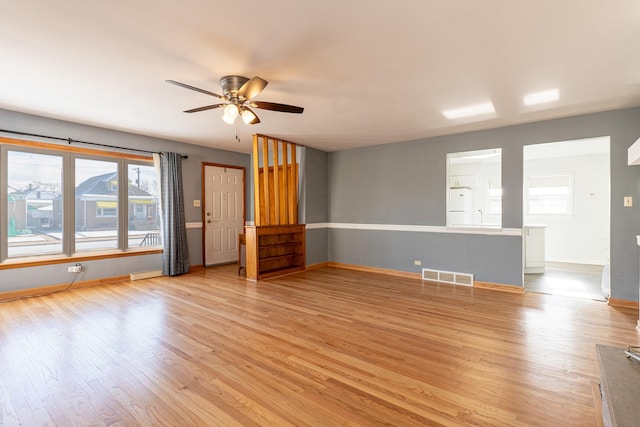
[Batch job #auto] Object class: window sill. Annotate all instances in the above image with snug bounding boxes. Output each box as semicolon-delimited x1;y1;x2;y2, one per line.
0;247;163;270
446;225;502;232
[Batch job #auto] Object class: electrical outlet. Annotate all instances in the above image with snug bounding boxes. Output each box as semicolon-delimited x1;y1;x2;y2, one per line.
414;260;422;266
68;265;82;273
624;196;633;207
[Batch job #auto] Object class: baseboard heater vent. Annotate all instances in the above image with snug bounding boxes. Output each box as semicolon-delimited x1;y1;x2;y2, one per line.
422;268;474;286
130;270;163;281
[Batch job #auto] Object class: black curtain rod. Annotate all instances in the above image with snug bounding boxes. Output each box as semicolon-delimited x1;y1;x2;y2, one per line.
0;128;188;159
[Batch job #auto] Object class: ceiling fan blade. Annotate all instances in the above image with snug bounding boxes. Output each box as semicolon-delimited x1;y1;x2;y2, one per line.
166;80;226;100
237;76;268;100
184;104;225;113
250;101;304;114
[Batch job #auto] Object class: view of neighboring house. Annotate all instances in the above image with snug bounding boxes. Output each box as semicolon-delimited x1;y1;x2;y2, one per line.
8;173;159;234
7;185;58;234
66;172;159;231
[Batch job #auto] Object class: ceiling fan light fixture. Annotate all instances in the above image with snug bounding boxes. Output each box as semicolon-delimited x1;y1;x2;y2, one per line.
224;103;238;118
222;104;239;124
241;108;257;125
222;114;236;125
167;76;303;125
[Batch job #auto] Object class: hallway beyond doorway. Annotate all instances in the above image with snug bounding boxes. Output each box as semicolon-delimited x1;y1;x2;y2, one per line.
524;262;606;301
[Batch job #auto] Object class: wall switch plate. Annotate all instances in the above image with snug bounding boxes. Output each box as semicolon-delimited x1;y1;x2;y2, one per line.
414;260;422;266
624;196;633;207
193;200;201;207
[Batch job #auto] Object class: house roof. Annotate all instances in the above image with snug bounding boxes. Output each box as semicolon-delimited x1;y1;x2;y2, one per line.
8;187;58;200
74;172;153;197
74;173;117;197
1;1;639;153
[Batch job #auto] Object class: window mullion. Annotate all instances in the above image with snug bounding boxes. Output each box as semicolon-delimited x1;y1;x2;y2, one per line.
66;153;75;255
118;160;127;250
0;146;7;262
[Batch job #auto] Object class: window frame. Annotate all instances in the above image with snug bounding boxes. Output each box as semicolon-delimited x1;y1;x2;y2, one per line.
4;149;66;258
446;148;503;229
0;137;162;267
96;207;118;218
126;161;161;249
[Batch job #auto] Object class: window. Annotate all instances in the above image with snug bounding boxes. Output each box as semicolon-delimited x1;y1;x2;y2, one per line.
127;163;160;248
1;142;161;263
488;187;502;215
7;151;63;257
75;158;119;252
447;148;502;228
526;173;574;215
97;207;117;217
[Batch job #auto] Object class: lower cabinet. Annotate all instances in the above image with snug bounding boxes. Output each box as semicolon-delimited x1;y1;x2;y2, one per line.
524;225;546;274
245;224;306;280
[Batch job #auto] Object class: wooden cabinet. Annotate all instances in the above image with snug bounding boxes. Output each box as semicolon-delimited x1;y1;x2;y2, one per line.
245;224;306;280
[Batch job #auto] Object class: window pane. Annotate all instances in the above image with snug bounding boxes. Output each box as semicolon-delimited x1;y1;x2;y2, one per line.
75;159;118;251
127;164;161;248
7;151;63;257
527;174;573;215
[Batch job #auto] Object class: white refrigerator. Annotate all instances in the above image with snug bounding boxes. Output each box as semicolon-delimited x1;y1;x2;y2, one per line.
449;188;473;225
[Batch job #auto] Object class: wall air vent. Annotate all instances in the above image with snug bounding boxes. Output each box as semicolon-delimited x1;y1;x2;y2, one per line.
421;268;474;287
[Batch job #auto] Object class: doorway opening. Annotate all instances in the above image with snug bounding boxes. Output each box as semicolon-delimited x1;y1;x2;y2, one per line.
522;137;610;301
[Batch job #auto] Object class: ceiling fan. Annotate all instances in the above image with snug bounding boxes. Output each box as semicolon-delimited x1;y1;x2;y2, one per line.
166;75;304;125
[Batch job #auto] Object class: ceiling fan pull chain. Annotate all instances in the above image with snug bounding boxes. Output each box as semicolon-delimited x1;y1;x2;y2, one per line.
235;122;240;143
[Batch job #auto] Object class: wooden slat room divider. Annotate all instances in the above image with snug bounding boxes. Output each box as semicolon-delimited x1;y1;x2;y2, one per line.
245;134;305;280
252;134;299;226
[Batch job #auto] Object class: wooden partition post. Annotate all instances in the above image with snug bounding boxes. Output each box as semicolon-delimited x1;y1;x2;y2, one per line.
252;135;261;226
290;144;297;223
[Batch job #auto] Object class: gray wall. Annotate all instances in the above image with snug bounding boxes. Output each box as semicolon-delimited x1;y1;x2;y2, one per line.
303;147;329;224
328;107;640;301
301;147;329;265
0;109;250;293
3;107;640;302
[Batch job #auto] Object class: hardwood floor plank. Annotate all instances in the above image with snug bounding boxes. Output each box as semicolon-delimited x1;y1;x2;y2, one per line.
1;264;638;426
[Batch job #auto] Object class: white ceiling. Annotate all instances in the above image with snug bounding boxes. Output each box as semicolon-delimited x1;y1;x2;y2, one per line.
1;1;639;154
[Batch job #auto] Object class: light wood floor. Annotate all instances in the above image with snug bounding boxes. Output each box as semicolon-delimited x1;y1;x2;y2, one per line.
525;262;606;301
1;265;638;426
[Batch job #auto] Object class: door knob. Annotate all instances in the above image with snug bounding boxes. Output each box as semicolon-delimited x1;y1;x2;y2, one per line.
207;219;211;223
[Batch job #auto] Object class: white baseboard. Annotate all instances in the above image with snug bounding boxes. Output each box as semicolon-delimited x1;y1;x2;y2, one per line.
545;258;607;266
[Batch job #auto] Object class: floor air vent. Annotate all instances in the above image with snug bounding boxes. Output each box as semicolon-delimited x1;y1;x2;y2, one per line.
422;268;474;286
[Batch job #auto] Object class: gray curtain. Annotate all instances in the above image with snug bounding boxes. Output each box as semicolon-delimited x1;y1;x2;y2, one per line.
158;152;190;276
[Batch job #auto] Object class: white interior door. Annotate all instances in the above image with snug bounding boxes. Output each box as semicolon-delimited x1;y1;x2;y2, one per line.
204;165;244;266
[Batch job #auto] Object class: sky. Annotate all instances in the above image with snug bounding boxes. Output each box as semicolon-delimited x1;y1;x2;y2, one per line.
7;150;157;194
